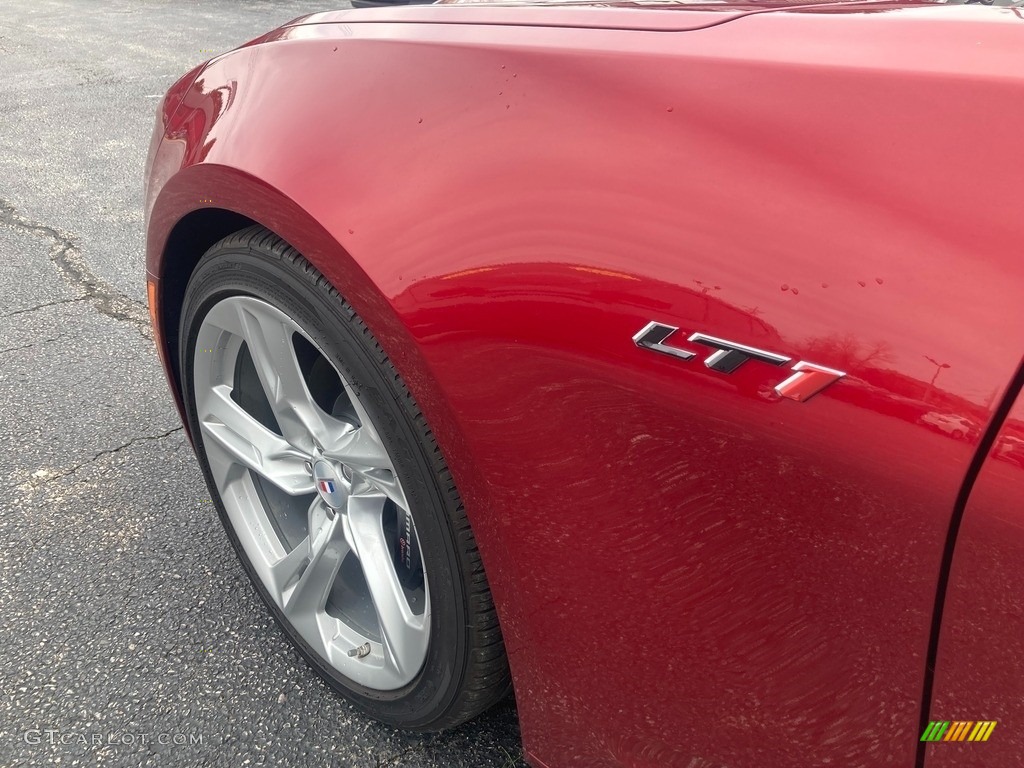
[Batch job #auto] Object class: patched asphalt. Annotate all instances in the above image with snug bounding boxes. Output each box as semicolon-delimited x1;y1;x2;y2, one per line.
0;2;526;766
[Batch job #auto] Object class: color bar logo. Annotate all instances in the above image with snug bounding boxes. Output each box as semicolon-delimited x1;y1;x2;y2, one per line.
921;721;997;742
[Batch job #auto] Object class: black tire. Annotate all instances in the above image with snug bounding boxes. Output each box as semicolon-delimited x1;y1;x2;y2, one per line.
177;225;511;730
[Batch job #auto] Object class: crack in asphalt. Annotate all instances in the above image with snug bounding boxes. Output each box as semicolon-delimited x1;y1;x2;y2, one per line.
0;343;34;355
1;426;185;554
0;203;174;611
0;297;88;319
0;333;68;357
11;426;185;494
0;198;151;340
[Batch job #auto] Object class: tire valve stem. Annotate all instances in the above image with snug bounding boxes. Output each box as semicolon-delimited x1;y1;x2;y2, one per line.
347;643;371;659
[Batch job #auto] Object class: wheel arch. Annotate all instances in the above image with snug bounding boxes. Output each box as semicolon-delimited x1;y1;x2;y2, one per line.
155;206;258;414
148;169;497;566
147;164;389;431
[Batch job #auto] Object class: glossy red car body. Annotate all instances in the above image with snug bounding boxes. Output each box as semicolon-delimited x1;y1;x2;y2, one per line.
145;2;1024;765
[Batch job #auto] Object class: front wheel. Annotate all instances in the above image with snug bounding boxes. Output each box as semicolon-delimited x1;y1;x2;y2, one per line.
177;226;511;730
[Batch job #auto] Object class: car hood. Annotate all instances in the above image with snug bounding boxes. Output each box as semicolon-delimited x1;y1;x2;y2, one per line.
279;0;988;35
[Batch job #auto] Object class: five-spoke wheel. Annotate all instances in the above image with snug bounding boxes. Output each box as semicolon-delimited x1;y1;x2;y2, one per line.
193;295;429;690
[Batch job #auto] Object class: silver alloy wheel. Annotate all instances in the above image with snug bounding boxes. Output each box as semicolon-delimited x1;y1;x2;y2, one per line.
193;295;430;691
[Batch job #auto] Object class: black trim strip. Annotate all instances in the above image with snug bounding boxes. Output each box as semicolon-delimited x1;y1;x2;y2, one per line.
915;355;1024;767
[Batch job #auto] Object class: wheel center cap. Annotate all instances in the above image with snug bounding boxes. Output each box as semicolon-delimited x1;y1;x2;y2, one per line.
312;460;346;509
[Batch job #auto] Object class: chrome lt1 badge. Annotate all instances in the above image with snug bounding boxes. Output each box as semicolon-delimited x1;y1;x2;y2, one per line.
633;321;845;402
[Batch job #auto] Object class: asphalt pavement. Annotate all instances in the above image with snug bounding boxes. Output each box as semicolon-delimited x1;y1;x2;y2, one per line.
0;2;526;766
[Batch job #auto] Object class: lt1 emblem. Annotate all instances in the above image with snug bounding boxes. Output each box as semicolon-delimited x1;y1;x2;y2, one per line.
633;321;845;402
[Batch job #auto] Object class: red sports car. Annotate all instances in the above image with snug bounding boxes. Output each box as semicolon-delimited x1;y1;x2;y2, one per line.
144;1;1024;765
